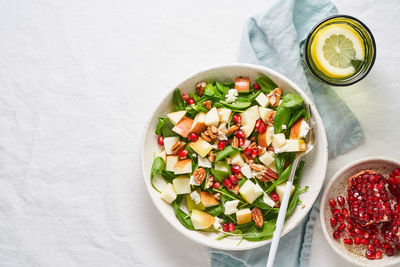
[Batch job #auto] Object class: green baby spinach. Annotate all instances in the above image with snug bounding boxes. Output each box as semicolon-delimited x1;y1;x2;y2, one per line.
150;157;165;193
256;75;278;93
172;88;186;111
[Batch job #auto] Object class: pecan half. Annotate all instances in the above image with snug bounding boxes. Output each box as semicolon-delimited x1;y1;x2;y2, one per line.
230;184;239;195
241;153;253;164
201;132;212;142
207;126;218;140
226;157;232;165
252;207;264;228
223;125;239;135
250;163;265;172
265;111;276;126
259;147;266;156
256;167;278;182
203;100;212;110
237;172;243;179
171;141;186;155
193;168;207;185
248;142;257;149
231;136;239;149
268;88;282;107
205;175;214;189
196;81;206;96
208;151;216;163
213;193;221;201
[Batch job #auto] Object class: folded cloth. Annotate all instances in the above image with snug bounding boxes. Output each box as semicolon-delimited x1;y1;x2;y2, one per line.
209;0;365;266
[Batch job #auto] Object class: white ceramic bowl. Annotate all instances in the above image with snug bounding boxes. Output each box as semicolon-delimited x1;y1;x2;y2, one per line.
320;157;400;266
140;63;328;250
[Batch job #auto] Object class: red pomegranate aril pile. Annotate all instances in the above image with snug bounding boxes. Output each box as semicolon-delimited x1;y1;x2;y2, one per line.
388;168;400;202
337;196;345;206
330;217;337;227
232;113;241;124
343;238;353;245
347;170;391;225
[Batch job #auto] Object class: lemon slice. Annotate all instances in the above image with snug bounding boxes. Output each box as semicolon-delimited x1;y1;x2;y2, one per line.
311;24;364;78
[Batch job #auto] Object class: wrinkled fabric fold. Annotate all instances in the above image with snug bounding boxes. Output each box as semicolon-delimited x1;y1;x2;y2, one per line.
209;0;365;266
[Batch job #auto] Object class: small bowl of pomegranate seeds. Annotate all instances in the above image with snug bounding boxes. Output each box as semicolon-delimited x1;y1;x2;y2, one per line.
321;157;400;266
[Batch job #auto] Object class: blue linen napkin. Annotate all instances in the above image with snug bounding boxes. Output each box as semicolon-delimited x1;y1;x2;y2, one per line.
209;0;365;266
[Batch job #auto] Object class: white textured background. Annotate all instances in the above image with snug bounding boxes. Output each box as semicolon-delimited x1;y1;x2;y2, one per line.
1;0;399;266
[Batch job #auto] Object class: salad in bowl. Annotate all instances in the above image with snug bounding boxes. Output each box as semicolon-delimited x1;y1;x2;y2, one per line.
150;73;313;241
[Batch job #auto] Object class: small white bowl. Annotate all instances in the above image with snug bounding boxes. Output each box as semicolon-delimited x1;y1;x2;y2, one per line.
320;157;400;266
141;63;328;250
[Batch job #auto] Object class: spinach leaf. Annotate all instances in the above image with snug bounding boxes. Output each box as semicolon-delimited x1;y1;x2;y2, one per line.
253;196;275;210
150;157;165;193
172;195;195;230
162;118;178;137
274;153;295;176
172;88;186;111
293;160;305;186
213;188;244;203
219;101;252;110
287;109;309;129
242;221;276;241
215;146;237;162
236;90;262;103
210;168;229;182
215;82;229;96
256;75;278;93
286;187;300;218
273;107;293;133
161;170;177;183
155;117;166;135
278;94;304;109
204;83;217;97
266;163;292;194
206;205;224;217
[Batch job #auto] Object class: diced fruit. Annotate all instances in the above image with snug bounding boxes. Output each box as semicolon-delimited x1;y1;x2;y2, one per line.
200;191;220;208
250;149;259;159
258;126;274;147
172;176;191;194
189;137;213;157
218;108;232;123
329;199;337;208
285;139;306;152
230;152;245;167
255;93;269;107
239;180;264;204
186;193;205;211
240;164;253;178
172;117;193;138
197;156;212;168
190;112;207;134
244;146;253;155
275;182;295;202
263;193;276;207
215;161;229;173
158;150;167;162
178;149;188;159
333;230;341;239
174;159;192;174
188;98;195;105
167;110;187;125
240;125;255;139
188;132;199;141
236;208;252;224
166;155;179;172
191;209;215;230
163;136;179;155
259;107;274;124
205;107;220;126
258;151;274;167
232;113;241;124
289;118;303;139
235;77;250;93
240;106;260;137
160;183;177;203
272;133;286;149
337;196;345;206
157;135;164;146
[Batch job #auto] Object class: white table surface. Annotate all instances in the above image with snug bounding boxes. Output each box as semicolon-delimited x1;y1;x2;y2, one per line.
1;0;399;266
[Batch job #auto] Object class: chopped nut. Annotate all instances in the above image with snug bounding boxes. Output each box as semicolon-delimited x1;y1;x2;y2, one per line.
231;136;239;149
223;125;240;135
207;126;218;140
248;142;257;149
268;88;282;107
193;168;207;185
203;100;212;110
251;207;264;228
259;147;266;156
213;193;221;201
242;153;253;164
237;172;243;179
265;168;278;179
226;157;232;165
208;151;216;163
250;136;256;142
171;141;186;155
201;132;212;142
205;175;214;189
230;184;239;194
256;167;278;182
196;81;206;96
250;163;265;172
265;111;276;126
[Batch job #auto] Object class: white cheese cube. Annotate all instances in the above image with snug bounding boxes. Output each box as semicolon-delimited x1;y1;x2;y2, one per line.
263;193;276;207
299;120;310;139
160;183;177;203
224;200;240;215
198;156;212;168
190;190;201;204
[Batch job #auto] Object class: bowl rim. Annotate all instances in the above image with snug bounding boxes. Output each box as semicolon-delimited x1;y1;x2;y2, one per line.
320;156;400;266
140;62;329;250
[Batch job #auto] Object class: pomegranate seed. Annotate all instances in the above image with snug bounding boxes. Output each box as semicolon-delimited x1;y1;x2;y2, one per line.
336;214;344;222
333;230;341;239
396;243;400;250
250;148;259;159
235;130;245;139
253;83;261;90
228;222;235;232
368;244;376;252
386;247;394;256
238;137;245;147
270;192;279;202
374;239;381;248
257;121;267;134
212;182;220;189
244;146;253;155
343;238;353;245
355;228;362;235
232;113;241;124
231;165;241;174
186;98;194;105
223;179;232;188
361;238;369;245
363;231;369;239
330;217;337;227
178;149;188;159
229;175;238;185
347;223;354;231
332;209;341;215
375;251;382;259
255;119;262;129
329;199;337;208
365;250;375;260
222;223;229;232
188;133;199;141
338;223;346;232
354;236;361;245
217;141;226;151
157;135;164;146
337;196;345;206
182;93;189;102
381;243;389;249
342;208;349;218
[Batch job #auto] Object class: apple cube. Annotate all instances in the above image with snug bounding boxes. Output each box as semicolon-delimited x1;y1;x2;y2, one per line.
240;105;260;127
189;137;213;157
214;161;229;173
285;139;306;152
198;156;212;168
172;175;191;194
218;108;232;123
172;116;193;138
230;152;245;167
186;192;205;211
174;159;192;174
236;208;252;224
239;180;263;204
160;183;177;203
275;182;295;202
166;155;179;172
263;193;276;207
235;77;250;93
259;107;274;123
164;136;179;155
190;112;207;134
191;209;215;230
167;110;187;125
290;118;303;139
272;133;286;149
205;107;220;126
258;126;274;147
200;191;220;208
259;151;275;166
255;93;269;107
240;164;253;178
158;150;167;162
